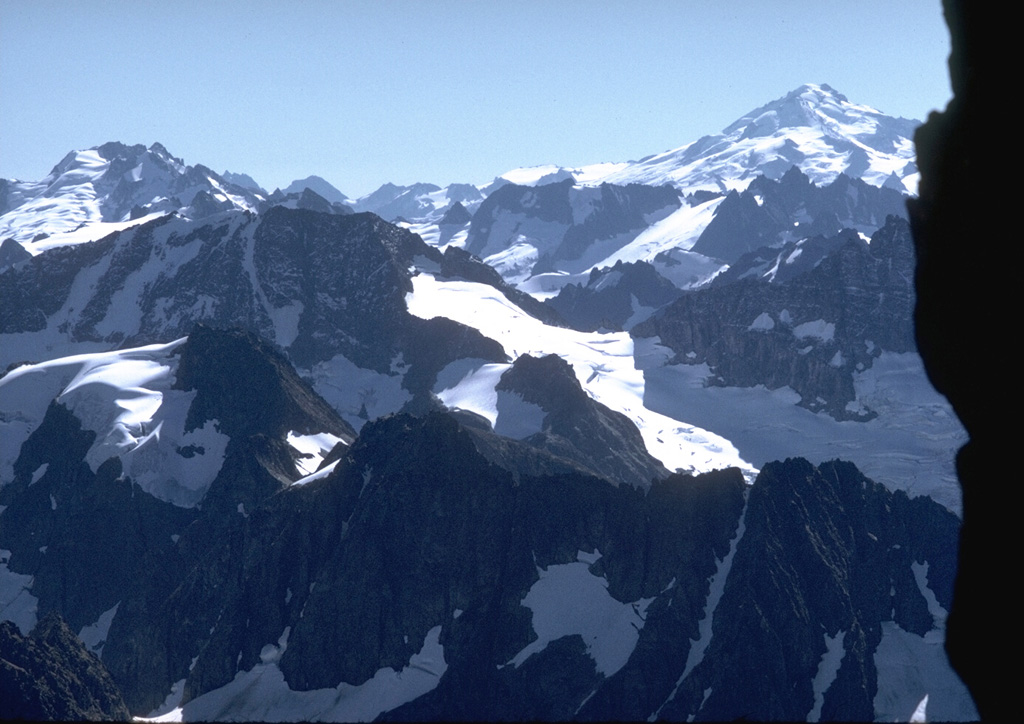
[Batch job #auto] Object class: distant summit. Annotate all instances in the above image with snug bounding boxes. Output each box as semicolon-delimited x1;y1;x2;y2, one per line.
601;83;921;193
282;175;347;204
221;170;265;194
0;142;265;250
497;83;921;196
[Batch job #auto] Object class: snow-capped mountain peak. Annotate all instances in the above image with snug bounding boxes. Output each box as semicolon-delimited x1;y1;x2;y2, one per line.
720;83;919;154
282;175;347;204
0;142;265;252
494;84;921;197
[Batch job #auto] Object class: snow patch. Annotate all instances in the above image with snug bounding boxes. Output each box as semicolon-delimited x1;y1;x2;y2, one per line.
292;460;340;487
793;319;835;341
287;431;345;477
29;463;49;485
808;629;846;721
636;340;965;513
306;354;411;431
483;239;540;286
507;554;653;678
408;274;756;481
0;340;229;508
158;625;447;723
78;602;119;658
433;360;508;427
142;678;186;721
433;356;547;439
872;621;977;722
0;549;38;634
748;312;775;332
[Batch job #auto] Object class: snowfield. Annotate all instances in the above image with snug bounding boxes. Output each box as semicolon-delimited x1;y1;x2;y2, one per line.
407;269;965;514
634;338;966;513
505;549;654;678
406;271;757;481
139;626;447;723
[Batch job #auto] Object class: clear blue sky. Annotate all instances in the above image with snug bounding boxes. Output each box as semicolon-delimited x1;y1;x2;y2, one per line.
1;1;951;198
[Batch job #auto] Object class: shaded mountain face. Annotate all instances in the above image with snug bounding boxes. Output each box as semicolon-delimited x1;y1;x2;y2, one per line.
282;175;348;204
465;179;681;283
634;215;916;420
691;167;909;263
350;182;444;221
220;170;265;194
491;353;669;489
544;259;683;332
0;236;31;270
350;182;484;224
258;187;352;215
438;200;472;226
648;457;970;723
0;207;504;393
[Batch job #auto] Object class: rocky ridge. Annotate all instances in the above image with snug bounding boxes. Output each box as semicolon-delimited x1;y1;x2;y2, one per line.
634;215;917;420
0;325;973;720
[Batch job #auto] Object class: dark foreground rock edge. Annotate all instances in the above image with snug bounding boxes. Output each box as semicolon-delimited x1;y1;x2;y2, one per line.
908;0;1003;718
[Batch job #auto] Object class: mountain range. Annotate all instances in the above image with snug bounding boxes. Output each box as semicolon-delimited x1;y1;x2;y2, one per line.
0;84;977;721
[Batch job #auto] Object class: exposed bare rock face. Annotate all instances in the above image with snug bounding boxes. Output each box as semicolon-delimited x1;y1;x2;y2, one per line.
0;613;130;721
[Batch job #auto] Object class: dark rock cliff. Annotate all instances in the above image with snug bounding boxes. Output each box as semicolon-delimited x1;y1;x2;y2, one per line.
692;167;908;263
0;613;130;721
494;353;669;488
466;179;681;274
545;259;683;332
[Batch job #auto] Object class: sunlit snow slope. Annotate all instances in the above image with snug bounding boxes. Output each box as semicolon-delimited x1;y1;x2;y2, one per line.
408;272;757;480
0;142;263;250
0;340;227;508
407;270;964;512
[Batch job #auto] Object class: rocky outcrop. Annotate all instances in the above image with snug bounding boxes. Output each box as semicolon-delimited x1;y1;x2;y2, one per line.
0;614;130;721
692;167;908;263
0;401;195;635
466;179;681;278
152;411;747;718
544;259;683;331
0;207;511;392
656;458;963;721
0;327;350;712
174;324;355;442
634;216;917;419
493;353;668;488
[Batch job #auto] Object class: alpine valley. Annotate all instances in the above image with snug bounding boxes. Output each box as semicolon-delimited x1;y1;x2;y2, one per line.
0;84;977;721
